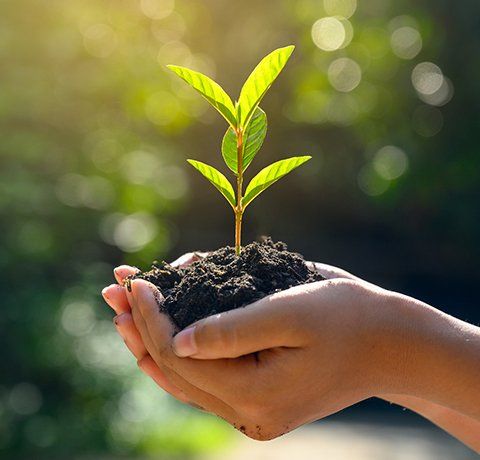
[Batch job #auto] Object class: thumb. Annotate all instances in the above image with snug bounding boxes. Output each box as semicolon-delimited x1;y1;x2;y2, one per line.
172;287;305;359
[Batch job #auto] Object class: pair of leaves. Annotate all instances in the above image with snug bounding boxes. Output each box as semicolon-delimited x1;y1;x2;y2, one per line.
167;45;294;131
221;107;267;174
187;156;311;210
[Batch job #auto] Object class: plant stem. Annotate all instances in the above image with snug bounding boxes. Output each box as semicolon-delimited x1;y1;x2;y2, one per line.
235;129;244;255
234;211;242;255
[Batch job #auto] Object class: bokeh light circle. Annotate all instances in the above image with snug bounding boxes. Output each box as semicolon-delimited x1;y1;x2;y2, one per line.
61;301;96;337
140;0;174;20
24;416;58;448
412;105;444;137
373;145;409;180
145;91;181;126
390;26;422;60
8;383;42;416
328;57;362;92
323;0;357;19
113;212;158;252
418;77;454;106
411;62;444;96
82;24;117;58
358;165;390;196
311;17;346;51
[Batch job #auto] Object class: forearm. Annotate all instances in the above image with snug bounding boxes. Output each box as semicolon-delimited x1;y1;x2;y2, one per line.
380;394;480;452
377;294;480;420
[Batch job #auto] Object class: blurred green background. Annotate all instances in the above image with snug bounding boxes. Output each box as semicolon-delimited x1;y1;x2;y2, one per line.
1;0;479;458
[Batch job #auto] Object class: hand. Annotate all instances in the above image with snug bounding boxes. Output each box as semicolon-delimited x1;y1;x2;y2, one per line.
102;256;480;449
101;252;207;405
103;258;412;440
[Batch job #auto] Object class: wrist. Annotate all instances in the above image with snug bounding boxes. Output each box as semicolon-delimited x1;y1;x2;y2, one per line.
370;292;480;419
360;290;417;396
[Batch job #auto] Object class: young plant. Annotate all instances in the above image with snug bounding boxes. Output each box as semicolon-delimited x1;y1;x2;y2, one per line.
167;45;311;255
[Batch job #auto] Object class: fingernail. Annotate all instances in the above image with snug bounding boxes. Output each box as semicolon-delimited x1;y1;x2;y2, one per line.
114;266;129;284
173;326;197;357
103;285;121;314
102;285;117;302
101;286;110;300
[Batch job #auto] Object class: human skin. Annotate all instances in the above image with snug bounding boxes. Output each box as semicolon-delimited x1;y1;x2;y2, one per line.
101;259;480;450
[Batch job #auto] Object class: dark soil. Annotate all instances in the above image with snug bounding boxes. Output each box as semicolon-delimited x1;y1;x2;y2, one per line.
132;238;325;330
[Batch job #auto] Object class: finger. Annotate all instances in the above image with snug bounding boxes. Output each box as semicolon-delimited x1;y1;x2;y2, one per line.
126;285;242;417
130;292;161;363
102;284;131;314
307;261;360;281
114;313;191;403
114;265;139;284
137;355;191;403
114;312;148;359
152;359;237;417
129;279;252;400
172;284;318;359
170;252;209;268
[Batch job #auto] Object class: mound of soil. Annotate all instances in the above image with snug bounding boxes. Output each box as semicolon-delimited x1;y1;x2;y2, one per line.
132;238;325;330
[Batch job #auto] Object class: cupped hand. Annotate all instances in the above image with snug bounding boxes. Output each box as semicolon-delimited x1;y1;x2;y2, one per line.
103;256;405;440
101;253;206;405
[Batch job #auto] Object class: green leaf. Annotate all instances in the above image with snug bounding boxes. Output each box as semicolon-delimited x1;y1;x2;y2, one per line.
242;156;311;208
187;159;236;208
167;65;237;127
237;45;295;128
221;107;267;174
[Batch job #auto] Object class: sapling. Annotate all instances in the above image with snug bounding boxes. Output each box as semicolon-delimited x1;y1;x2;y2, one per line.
167;45;311;255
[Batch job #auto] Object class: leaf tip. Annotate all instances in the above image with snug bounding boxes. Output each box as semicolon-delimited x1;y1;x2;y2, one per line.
280;45;295;59
166;64;185;75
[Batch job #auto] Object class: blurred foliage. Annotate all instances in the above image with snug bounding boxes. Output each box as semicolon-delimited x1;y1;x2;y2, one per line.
0;0;479;458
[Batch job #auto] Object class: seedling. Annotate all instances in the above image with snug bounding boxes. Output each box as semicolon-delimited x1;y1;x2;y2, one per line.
167;45;311;254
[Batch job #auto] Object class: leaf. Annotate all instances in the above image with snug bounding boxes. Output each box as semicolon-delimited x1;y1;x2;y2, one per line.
187;159;236;208
242;156;311;208
237;45;295;128
167;65;237;127
221;107;267;174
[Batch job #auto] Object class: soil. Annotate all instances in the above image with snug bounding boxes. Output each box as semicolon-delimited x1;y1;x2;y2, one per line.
131;238;325;330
